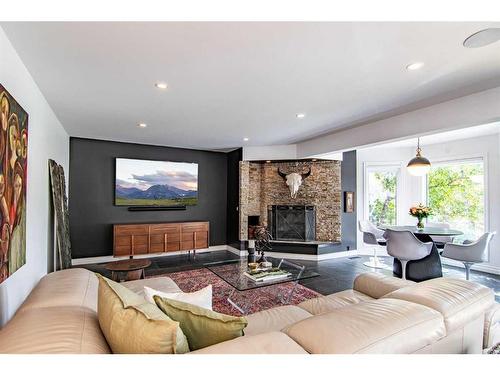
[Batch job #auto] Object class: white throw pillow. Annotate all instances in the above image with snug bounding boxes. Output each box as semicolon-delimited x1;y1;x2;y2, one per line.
144;285;213;310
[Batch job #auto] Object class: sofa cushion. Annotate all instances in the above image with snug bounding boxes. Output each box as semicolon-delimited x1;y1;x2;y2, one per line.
353;272;415;299
383;277;494;332
17;268;98;313
282;298;445;354
191;332;308;354
154;295;248;351
144;285;212;310
97;274;189;354
121;276;182;297
298;290;373;315
244;305;312;336
0;306;111;354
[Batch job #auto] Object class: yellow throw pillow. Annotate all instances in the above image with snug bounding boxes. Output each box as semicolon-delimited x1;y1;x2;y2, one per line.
154;295;248;351
96;274;190;354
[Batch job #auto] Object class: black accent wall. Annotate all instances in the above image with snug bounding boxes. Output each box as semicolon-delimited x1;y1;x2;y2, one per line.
69;138;229;258
226;148;242;249
340;150;357;251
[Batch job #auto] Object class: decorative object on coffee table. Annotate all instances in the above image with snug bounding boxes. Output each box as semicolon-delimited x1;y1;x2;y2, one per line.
105;258;152;282
409;203;432;230
49;159;72;271
254;225;272;263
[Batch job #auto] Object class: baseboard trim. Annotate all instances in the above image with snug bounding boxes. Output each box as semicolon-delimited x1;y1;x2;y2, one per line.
71;245;228;266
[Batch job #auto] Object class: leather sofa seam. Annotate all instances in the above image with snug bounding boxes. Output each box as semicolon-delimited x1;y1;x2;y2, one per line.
352;315;445;353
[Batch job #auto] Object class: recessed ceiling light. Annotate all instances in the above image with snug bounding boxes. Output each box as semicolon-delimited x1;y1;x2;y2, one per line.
464;28;500;48
266;160;271;163
296;113;306;119
137;123;147;128
155;82;168;90
243;137;249;142
406;62;424;71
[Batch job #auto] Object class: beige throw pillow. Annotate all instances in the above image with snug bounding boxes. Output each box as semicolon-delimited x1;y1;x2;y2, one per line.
96;274;190;354
144;285;213;310
154;295;248;351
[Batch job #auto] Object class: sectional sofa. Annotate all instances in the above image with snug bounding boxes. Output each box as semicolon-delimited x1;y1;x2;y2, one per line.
0;267;498;354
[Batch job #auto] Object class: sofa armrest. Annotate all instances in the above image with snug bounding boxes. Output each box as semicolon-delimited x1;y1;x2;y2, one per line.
353;272;415;299
484;302;500;349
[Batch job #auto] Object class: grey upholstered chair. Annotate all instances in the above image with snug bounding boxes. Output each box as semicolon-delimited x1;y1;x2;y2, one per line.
384;229;433;280
442;232;496;280
358;220;386;269
428;222;453;250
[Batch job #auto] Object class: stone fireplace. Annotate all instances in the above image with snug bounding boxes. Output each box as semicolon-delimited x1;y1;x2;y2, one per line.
239;160;341;242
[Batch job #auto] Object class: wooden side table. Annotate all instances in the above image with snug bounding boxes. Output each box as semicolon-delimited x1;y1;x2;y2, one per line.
104;259;152;282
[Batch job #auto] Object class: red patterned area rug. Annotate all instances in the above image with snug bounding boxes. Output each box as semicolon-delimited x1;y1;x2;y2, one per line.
147;268;321;316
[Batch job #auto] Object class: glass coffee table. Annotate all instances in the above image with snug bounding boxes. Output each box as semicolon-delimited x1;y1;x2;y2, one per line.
205;258;319;314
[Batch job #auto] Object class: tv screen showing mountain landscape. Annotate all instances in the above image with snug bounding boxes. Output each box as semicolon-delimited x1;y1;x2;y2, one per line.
115;158;198;206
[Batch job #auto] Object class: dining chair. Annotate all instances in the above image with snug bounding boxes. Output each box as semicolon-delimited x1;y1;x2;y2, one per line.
384;229;433;280
442;232;496;280
427;222;453;250
358;220;387;269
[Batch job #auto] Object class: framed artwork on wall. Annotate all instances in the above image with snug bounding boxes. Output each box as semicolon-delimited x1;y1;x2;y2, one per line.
344;191;355;213
0;84;28;283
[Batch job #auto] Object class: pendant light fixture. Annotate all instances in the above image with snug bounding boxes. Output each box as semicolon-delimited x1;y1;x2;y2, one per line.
407;138;431;176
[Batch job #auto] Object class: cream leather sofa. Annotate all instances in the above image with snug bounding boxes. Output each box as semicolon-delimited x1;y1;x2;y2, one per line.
0;268;498;354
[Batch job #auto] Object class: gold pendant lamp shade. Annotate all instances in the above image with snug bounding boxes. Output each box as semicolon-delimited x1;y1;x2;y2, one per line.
407;138;431;176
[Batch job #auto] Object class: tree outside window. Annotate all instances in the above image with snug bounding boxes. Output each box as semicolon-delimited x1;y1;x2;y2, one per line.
427;159;484;241
367;168;398;226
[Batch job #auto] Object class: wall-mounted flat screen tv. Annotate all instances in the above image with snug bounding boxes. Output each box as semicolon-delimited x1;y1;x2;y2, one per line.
115;158;198;206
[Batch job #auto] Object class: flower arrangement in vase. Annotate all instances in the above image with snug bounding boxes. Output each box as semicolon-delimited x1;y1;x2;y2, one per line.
409;204;432;230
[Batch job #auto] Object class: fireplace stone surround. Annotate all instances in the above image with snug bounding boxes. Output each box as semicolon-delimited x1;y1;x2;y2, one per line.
239;160;341;242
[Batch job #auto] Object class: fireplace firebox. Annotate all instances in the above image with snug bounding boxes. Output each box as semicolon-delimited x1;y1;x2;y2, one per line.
268;205;316;241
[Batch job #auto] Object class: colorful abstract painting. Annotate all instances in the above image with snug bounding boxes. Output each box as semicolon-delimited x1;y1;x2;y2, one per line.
0;85;28;283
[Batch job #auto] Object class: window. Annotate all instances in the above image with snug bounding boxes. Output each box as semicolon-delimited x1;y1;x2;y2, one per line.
426;158;485;241
365;165;399;226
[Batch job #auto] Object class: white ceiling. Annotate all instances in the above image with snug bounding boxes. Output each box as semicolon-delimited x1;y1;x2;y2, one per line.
2;22;500;150
368;121;500;149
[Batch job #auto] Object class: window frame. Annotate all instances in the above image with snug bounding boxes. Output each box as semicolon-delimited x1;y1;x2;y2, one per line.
423;154;489;236
363;162;402;226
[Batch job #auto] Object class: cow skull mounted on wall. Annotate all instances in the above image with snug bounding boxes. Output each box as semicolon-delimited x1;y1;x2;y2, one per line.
277;167;311;198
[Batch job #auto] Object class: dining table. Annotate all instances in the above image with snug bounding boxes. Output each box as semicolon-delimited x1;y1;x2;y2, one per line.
380;225;464;282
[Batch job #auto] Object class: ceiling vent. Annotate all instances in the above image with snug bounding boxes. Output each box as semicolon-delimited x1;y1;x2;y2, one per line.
463;28;500;48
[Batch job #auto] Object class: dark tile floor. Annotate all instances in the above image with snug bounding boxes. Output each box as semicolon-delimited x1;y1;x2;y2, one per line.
81;250;500;302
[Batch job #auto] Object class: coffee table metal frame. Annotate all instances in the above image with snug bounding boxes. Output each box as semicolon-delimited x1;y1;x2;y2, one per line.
205;258;316;314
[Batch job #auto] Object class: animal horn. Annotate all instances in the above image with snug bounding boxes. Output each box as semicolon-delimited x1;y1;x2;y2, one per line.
277;168;287;180
301;167;311;180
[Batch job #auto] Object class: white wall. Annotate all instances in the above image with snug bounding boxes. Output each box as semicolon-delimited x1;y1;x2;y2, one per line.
357;133;500;272
0;27;69;326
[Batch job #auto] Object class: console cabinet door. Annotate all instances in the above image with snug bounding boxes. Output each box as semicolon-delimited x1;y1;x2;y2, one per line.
113;222;209;257
149;224;181;253
114;224;150;256
181;222;209;250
